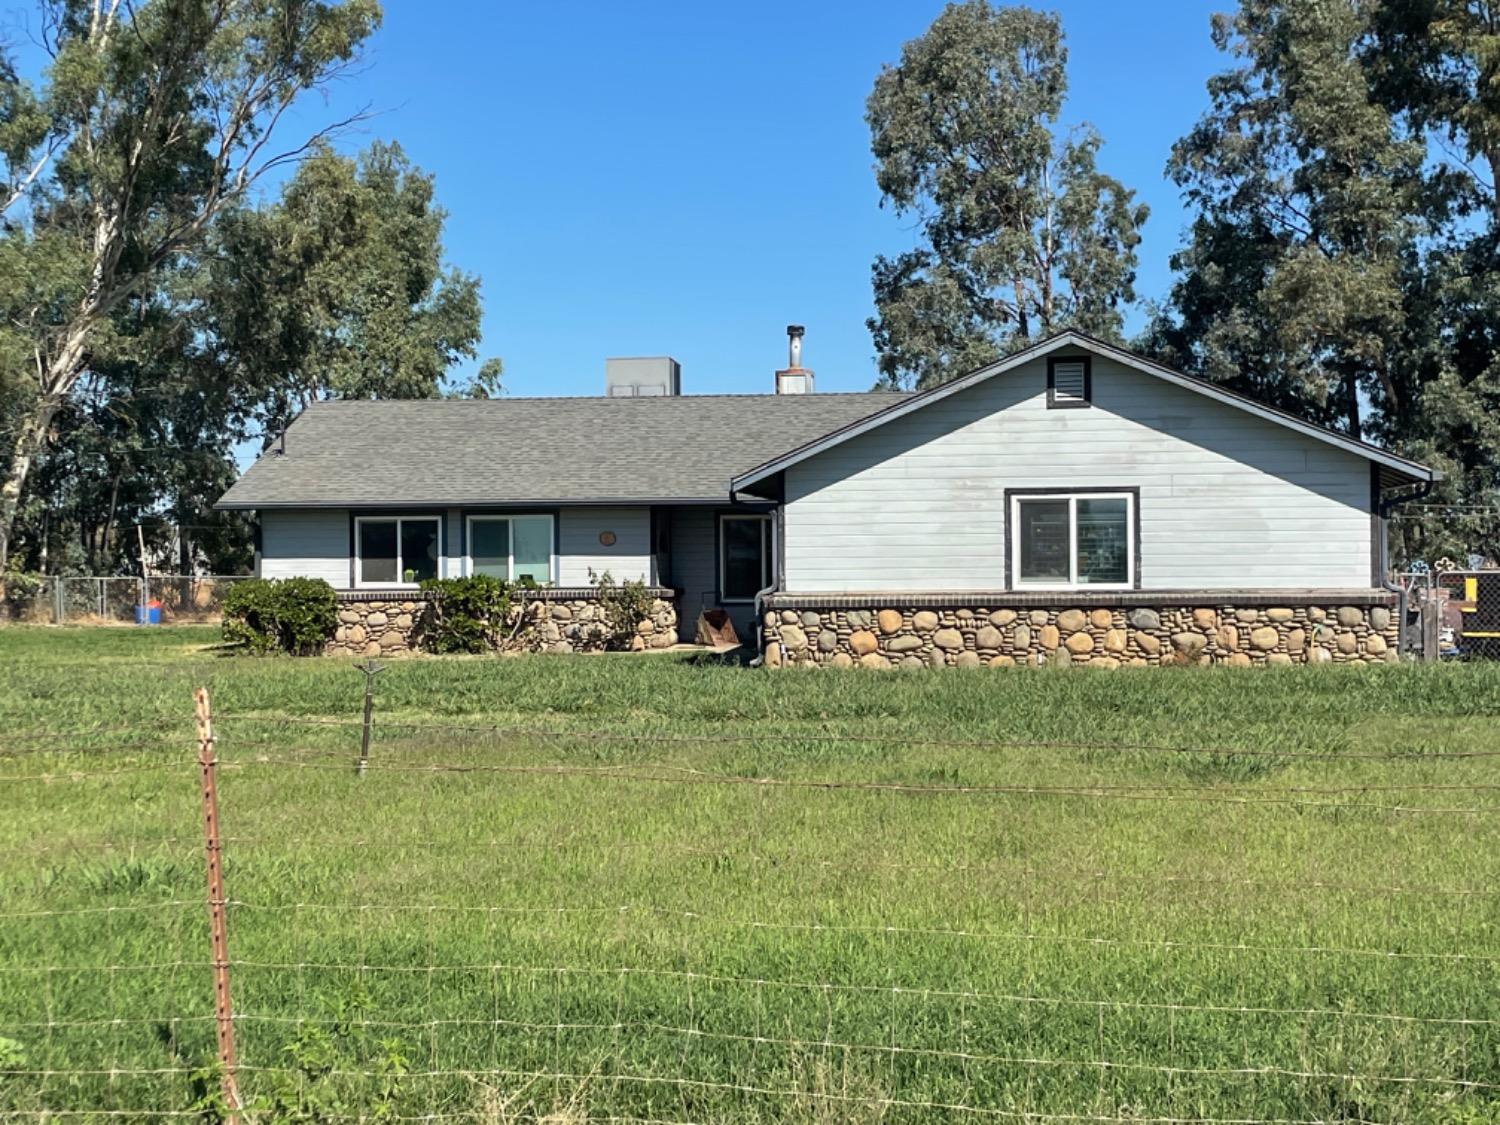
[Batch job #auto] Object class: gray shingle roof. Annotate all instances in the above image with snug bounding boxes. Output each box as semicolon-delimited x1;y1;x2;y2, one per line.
216;392;909;509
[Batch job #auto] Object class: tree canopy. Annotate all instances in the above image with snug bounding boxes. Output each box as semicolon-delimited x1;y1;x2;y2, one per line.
0;2;507;580
3;136;493;578
1143;0;1500;559
865;1;1148;389
0;0;384;574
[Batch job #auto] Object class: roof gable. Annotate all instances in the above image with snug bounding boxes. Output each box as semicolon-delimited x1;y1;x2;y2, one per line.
729;332;1438;492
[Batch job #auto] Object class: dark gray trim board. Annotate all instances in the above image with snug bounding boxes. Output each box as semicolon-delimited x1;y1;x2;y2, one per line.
1002;486;1142;592
731;329;1438;492
762;589;1399;610
1046;354;1092;409
333;586;676;603
221;496;767;512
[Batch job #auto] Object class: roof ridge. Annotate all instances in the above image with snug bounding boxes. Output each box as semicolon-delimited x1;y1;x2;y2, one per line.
306;391;908;406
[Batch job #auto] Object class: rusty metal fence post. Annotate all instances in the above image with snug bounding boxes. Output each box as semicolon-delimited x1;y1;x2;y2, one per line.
196;687;242;1120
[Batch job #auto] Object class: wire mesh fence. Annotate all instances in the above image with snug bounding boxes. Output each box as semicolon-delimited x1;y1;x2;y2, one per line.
1388;507;1500;661
1;575;251;625
3;685;1500;1122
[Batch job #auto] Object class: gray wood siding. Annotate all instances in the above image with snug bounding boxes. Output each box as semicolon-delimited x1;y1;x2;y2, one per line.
259;509;351;586
256;507;655;588
669;507;719;642
557;507;651;584
782;353;1374;592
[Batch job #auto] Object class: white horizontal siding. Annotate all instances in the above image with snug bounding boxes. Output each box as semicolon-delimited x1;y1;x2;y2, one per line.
557;507;651;584
259;509;351;586
444;509;462;579
782;353;1373;593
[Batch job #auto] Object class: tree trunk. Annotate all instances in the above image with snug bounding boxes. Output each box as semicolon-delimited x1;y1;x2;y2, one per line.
0;321;97;575
0;396;64;575
98;468;123;574
1488;148;1500;230
1343;372;1362;442
179;525;194;610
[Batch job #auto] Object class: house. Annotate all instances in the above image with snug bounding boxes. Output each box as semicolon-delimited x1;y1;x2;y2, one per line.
216;329;1438;666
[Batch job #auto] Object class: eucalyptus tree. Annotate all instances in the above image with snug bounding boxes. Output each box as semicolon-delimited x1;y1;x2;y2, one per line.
5;139;491;577
1150;0;1432;440
203;140;490;441
865;1;1148;389
0;0;382;575
1148;0;1500;558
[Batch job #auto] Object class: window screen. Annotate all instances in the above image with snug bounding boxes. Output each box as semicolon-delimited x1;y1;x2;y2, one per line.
1016;500;1070;584
1076;498;1129;584
511;516;553;583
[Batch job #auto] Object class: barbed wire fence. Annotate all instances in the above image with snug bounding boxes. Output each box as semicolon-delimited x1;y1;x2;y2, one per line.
3;681;1500;1122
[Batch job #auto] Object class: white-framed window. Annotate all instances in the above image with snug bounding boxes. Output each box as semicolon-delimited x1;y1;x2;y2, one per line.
1010;492;1134;590
719;514;774;603
465;514;555;583
355;516;441;588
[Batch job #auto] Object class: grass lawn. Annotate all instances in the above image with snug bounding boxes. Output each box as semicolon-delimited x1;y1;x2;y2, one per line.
3;625;1500;1122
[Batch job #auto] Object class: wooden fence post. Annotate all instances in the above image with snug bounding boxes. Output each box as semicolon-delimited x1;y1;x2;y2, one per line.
1417;591;1440;662
196;687;241;1120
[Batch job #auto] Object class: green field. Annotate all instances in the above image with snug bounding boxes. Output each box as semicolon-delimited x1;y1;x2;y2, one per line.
3;626;1500;1123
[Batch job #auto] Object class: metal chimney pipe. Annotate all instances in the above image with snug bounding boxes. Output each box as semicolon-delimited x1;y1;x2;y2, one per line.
787;324;805;369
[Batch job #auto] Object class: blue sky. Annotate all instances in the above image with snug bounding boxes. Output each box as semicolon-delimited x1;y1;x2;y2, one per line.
266;0;1229;398
17;0;1228;398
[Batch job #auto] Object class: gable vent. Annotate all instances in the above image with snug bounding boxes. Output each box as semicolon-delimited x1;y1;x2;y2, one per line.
1048;358;1090;408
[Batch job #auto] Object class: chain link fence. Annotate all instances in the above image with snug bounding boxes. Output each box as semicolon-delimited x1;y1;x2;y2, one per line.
1;575;251;625
1389;507;1500;660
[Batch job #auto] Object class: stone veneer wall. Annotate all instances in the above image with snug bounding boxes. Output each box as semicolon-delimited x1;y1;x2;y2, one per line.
326;588;678;657
760;596;1399;669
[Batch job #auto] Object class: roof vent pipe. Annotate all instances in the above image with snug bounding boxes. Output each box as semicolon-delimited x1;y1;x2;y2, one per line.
776;325;814;394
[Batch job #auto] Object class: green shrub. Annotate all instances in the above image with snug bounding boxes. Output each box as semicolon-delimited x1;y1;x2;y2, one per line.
420;574;536;653
1;568;45;619
221;577;338;655
589;568;654;649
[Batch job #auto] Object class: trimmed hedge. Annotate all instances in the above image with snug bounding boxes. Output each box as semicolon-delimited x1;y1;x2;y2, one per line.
222;577;338;655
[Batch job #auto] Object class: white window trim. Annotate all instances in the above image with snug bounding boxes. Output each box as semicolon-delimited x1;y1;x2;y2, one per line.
1010;492;1135;591
354;516;442;590
463;513;557;583
719;513;774;604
